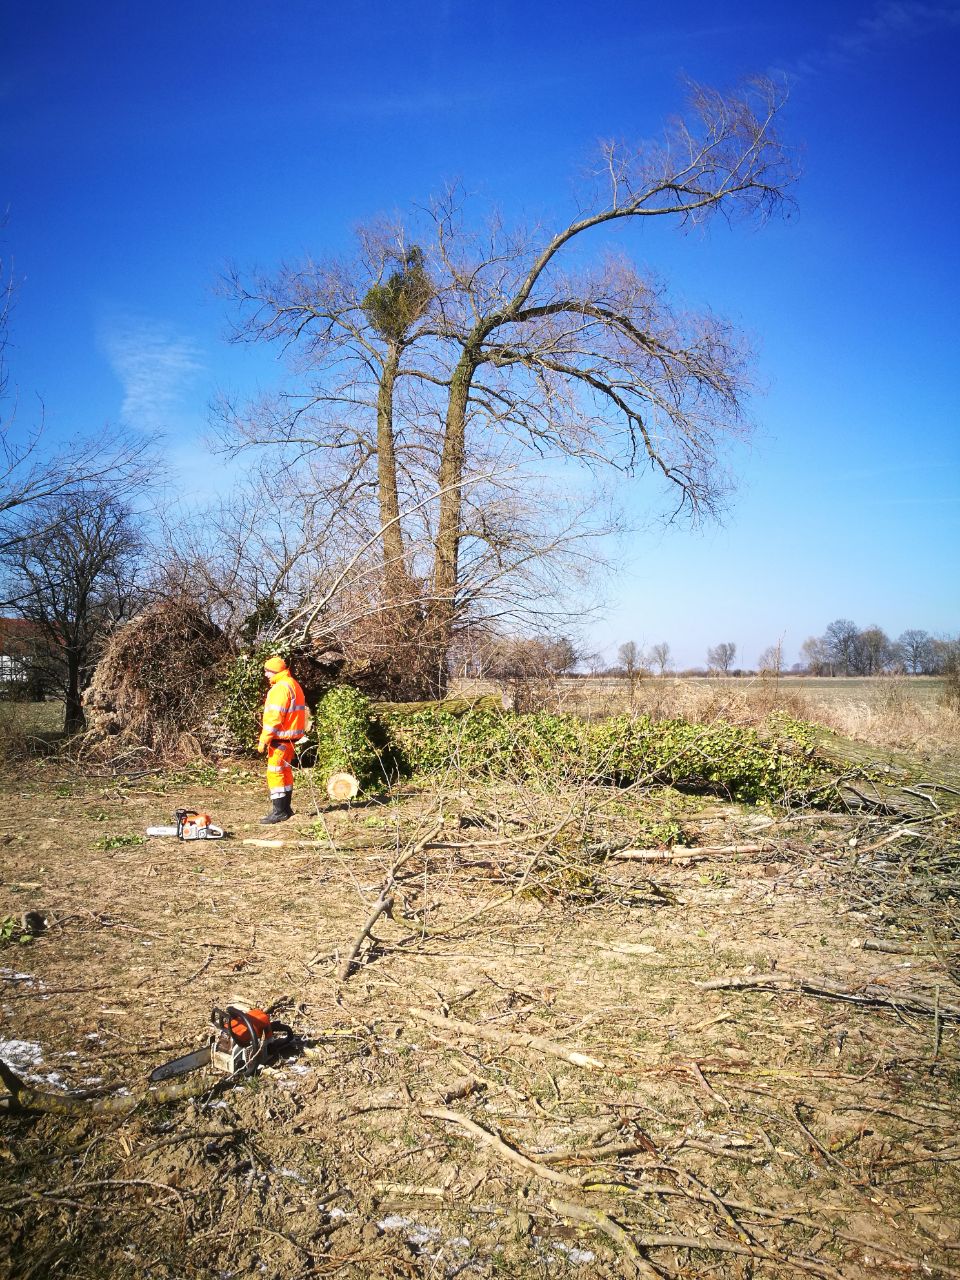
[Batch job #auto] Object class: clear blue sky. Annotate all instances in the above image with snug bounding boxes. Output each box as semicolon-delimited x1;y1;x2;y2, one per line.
3;0;958;667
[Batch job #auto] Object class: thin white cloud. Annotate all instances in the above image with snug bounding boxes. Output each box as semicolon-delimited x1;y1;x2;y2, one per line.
101;317;204;431
782;1;960;78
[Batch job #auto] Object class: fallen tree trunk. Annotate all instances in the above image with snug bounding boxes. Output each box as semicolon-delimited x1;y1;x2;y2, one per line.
0;1059;229;1116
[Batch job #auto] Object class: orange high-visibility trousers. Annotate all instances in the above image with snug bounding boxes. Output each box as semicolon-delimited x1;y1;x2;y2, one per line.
266;741;295;799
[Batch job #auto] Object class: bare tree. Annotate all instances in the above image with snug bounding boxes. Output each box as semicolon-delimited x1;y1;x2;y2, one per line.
823;618;859;677
617;640;640;674
800;635;831;676
220;226;435;605
707;641;737;675
617;639;647;707
897;629;933;675
649;641;671;676
222;77;795;691
757;638;784;678
426;77;793;668
1;487;146;732
856;625;894;676
483;633;578;712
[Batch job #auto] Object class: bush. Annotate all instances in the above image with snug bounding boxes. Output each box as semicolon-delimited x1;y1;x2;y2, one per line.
386;705;837;806
313;686;396;790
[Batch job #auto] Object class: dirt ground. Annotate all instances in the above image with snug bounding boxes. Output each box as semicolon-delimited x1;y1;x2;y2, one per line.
1;749;959;1279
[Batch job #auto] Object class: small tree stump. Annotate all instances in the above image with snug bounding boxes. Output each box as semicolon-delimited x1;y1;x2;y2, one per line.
326;772;360;802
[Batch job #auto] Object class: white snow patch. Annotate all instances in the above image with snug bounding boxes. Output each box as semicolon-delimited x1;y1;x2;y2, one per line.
0;1039;43;1072
378;1215;413;1231
551;1241;595;1265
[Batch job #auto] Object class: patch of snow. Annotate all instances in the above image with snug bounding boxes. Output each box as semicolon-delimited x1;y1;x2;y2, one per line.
328;1207;349;1220
535;1237;596;1268
0;1038;43;1072
559;1246;595;1265
407;1225;441;1247
377;1215;442;1250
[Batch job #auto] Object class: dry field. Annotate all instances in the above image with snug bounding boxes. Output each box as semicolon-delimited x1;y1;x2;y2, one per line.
452;676;960;760
2;729;959;1279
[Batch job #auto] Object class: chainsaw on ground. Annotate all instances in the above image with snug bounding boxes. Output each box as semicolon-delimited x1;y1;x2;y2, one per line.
149;1004;295;1083
145;808;225;840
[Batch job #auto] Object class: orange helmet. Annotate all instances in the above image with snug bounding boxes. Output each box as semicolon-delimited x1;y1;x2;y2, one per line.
263;655;288;674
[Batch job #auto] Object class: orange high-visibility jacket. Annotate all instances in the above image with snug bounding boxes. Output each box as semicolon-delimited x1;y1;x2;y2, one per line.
261;673;308;744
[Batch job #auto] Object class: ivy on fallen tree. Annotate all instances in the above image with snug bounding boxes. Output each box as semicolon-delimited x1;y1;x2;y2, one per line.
385;705;839;807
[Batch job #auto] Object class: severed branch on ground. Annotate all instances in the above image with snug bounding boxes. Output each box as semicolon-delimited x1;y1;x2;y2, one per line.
421;1107;660;1278
336;892;394;981
605;843;766;864
696;972;960;1021
336;815;445;981
0;1058;232;1117
409;1005;606;1069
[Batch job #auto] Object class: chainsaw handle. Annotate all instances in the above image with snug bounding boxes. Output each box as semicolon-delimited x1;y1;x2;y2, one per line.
268;1021;296;1052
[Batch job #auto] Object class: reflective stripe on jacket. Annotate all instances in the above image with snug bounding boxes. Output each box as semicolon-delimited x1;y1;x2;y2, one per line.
262;673;308;743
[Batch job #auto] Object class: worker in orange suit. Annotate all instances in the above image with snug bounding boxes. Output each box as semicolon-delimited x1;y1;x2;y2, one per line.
257;655;308;824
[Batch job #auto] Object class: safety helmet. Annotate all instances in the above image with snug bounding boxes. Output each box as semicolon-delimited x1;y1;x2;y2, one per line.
263;655;288;675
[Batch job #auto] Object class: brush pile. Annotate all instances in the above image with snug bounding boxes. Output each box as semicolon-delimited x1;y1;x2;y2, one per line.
83;598;234;760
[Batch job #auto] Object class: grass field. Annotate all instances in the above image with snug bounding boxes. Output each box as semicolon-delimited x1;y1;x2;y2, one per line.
451;674;959;755
0;699;64;736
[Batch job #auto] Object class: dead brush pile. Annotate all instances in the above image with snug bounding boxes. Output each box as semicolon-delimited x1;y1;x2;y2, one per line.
82;598;234;761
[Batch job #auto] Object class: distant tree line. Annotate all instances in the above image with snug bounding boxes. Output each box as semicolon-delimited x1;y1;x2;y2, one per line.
800;620;956;677
601;625;958;680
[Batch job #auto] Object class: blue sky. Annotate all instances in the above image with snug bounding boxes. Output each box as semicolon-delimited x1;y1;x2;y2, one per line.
2;0;958;667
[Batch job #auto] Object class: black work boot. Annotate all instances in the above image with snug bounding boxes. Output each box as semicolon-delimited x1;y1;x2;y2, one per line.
260;798;291;825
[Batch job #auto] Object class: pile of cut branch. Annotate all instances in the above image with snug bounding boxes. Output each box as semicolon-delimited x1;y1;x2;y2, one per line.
82;597;234;761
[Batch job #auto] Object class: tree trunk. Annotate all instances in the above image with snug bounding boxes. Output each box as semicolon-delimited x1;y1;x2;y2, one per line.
376;343;409;595
63;651;85;735
429;354;475;694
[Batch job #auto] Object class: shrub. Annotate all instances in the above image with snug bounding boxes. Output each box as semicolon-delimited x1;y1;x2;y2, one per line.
313;686;396;790
386;705;837;806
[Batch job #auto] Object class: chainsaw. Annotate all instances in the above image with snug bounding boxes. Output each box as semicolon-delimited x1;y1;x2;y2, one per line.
145;808;225;840
149;1004;295;1083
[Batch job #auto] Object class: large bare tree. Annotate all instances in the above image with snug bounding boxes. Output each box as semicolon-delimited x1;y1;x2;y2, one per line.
221;77;795;693
220;224;436;602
